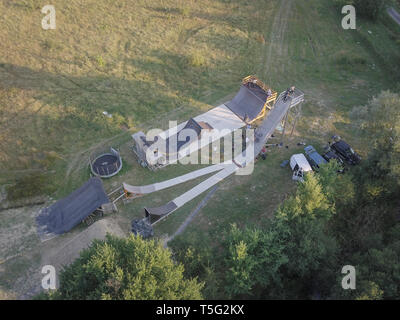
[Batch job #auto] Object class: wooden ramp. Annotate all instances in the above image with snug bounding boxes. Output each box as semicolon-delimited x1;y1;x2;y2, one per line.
134;90;304;225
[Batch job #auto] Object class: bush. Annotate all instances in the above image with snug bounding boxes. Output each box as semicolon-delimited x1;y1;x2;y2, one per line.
42;235;204;300
353;0;387;21
188;51;207;67
96;55;105;68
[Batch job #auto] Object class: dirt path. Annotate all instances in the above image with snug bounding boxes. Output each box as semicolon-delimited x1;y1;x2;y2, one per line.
164;185;218;246
262;0;293;82
17;217;126;299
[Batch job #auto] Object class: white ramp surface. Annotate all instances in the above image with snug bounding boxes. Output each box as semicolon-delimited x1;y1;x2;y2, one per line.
159;104;245;140
123;164;227;195
173;164;237;208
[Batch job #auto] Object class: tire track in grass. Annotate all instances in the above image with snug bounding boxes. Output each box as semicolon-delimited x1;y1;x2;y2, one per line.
163;185;219;247
262;0;293;83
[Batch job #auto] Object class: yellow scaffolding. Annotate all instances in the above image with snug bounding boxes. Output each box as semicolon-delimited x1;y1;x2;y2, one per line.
242;75;277;123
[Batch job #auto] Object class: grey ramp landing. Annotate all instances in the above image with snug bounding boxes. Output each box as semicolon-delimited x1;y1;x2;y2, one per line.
173;164;237;208
146;164;237;225
145;201;178;224
123;163;226;195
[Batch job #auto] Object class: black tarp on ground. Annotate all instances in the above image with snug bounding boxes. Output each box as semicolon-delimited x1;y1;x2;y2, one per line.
36;177;109;238
226;84;268;122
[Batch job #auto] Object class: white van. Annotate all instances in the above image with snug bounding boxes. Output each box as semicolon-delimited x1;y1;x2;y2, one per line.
290;154;313;182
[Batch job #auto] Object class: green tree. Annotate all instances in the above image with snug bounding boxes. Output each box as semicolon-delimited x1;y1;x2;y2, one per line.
173;244;221;299
276;173;333;222
317;161;355;206
274;172;339;298
222;172;340;299
330;224;400;300
356;282;384;300
44;234;203;300
274;217;338;298
351;91;400;185
223;224;288;298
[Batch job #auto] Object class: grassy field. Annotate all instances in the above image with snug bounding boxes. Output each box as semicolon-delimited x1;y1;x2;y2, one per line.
1;0;400;298
0;0;276;194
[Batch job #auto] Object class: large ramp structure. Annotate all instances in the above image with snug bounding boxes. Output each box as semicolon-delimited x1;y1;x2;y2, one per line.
226;76;277;123
132;104;246;170
131;76;276;170
36;177;110;240
124;88;304;225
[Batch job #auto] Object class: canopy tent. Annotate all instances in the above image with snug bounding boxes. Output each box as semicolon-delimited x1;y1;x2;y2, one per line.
36;177;109;239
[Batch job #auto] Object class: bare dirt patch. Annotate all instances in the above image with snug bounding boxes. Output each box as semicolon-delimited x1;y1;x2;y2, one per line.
0;202;127;299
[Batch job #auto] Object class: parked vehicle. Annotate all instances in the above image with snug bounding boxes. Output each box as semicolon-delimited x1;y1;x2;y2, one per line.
330;137;361;165
323;149;343;164
323;149;345;173
304;145;327;169
290;154;313;182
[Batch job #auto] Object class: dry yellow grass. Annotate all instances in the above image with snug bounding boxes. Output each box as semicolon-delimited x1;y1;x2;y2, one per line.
0;0;276;191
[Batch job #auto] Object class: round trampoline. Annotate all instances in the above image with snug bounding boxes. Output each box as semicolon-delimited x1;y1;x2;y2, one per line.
90;148;123;178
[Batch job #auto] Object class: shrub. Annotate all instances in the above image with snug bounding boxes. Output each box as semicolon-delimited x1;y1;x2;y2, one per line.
96;55;105;68
41;235;204;300
188;51;207;67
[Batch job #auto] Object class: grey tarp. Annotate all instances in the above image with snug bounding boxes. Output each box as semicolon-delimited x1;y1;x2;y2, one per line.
36;177;109;238
226;85;267;122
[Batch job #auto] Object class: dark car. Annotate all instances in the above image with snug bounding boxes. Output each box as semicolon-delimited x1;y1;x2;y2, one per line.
323;150;343;164
323;149;345;173
330;139;361;165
